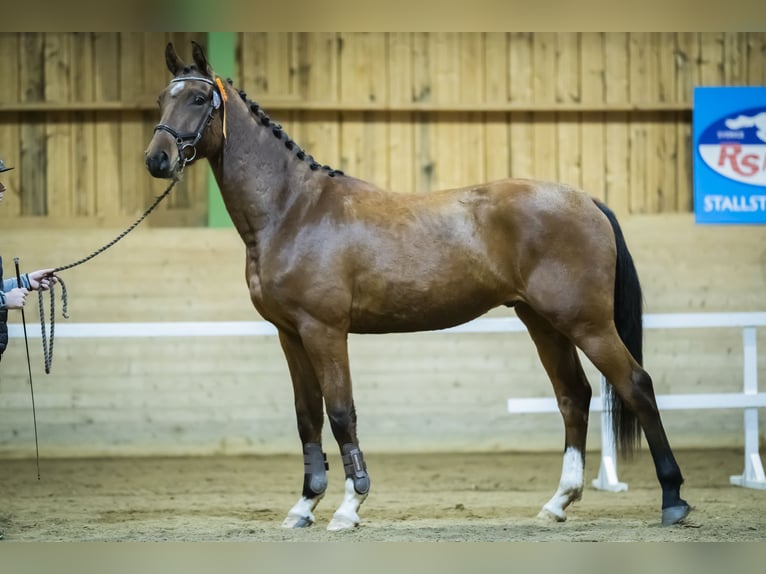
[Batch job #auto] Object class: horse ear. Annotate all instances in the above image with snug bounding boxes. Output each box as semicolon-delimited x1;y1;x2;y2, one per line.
165;42;184;76
191;41;213;77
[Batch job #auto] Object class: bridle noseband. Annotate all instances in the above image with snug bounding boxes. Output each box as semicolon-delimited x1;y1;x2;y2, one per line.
153;75;221;170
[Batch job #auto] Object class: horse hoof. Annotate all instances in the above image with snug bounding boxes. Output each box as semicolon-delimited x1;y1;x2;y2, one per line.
327;513;359;531
537;506;566;523
661;504;691;526
282;514;314;528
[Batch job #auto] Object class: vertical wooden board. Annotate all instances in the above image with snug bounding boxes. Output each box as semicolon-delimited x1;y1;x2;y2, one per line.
629;32;651;103
366;112;390;188
484;33;508;104
532;34;557;182
532;113;557;182
291;34;340;175
723;32;747;86
559;34;582;187
45;33;74;219
295;32;340;103
70;33;97;217
581;113;605;199
509;113;534;179
646;114;661;212
0;33;21;219
628;114;648;214
675;33;699;105
93;33;121;217
119;33;148;216
676;113;693;212
556;114;580;188
387;111;414;193
240;33;269;94
746;33;766;84
412;34;433;192
604;33;630;105
267;33;294;97
580;33;605;105
430;33;460;190
656;34;679;213
508;32;533;104
555;33;580;104
603;33;629;214
657;114;679;213
554;34;581;187
338;34;388;186
457;33;485;187
340;112;388;186
698;32;724;86
675;33;696;213
580;33;605;200
241;31;285;96
339;33;387;104
484;33;510;182
657;33;677;102
508;34;533;179
387;33;414;193
18;33;47;216
532;33;556;104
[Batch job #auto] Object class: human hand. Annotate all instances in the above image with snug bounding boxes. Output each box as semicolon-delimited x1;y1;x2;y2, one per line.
5;287;29;309
27;269;58;291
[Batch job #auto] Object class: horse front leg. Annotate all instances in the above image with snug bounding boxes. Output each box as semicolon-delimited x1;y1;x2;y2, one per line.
301;324;370;531
278;329;329;528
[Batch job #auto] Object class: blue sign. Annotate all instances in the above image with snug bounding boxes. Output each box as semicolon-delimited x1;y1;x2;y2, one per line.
694;86;766;224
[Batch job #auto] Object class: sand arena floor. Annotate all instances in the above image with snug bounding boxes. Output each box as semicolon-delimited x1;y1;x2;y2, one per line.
1;448;764;542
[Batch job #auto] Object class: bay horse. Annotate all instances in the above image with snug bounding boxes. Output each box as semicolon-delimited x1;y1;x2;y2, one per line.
144;42;691;530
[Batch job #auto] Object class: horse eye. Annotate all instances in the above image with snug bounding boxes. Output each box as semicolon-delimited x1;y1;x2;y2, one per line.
193;95;206;105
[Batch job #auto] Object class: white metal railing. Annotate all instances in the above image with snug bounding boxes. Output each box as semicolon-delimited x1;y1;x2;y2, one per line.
9;312;766;489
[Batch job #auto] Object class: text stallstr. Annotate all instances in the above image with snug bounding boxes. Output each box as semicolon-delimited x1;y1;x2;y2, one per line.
704;194;766;212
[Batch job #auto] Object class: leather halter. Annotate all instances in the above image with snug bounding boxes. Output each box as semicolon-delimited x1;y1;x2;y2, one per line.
153;76;220;168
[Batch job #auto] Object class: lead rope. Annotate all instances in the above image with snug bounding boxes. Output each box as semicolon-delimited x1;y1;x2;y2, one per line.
38;177;179;373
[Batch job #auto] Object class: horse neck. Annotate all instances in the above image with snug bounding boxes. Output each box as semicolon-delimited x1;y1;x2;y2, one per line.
206;96;306;243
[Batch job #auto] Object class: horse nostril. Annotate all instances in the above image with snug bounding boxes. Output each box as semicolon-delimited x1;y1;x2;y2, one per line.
146;150;171;177
158;150;170;172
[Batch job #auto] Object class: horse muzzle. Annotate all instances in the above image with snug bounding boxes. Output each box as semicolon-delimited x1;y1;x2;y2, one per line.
145;149;175;179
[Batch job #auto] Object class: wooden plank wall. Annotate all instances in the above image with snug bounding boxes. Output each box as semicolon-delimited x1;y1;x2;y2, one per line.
0;32;208;229
237;32;766;215
1;32;765;229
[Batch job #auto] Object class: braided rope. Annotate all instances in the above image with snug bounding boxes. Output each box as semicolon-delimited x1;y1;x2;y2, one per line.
39;178;178;373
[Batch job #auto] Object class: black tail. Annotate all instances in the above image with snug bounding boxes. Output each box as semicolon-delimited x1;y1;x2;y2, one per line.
594;200;643;457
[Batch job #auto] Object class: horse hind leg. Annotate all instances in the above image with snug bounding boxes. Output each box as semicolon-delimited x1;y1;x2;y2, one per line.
574;327;691;526
278;330;329;528
515;304;592;522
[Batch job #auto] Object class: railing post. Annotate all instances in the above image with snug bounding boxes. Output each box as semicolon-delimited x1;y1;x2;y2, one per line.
730;326;766;489
592;376;628;491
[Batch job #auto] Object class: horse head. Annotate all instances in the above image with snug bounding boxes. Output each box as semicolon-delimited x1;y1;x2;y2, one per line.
145;42;227;179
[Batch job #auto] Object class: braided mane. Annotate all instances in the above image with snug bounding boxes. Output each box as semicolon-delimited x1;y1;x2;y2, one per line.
226;78;345;178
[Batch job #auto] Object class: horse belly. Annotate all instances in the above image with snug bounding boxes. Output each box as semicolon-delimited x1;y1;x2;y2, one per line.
349;276;504;334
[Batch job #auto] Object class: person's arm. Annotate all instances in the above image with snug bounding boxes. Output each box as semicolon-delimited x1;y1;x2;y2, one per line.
2;275;31;291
